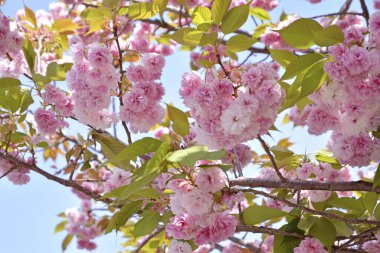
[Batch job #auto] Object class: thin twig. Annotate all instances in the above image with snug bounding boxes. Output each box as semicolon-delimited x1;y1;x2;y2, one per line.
113;22;133;144
134;226;165;253
257;135;286;182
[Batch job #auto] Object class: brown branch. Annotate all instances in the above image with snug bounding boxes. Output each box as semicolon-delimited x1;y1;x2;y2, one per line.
113;23;133;145
134;226;165;253
229;237;262;252
236;225;305;238
257;135;286;182
236;188;380;225
0;166;15;179
0;153;112;204
334;226;380;252
230;178;380;193
359;0;369;24
309;12;364;20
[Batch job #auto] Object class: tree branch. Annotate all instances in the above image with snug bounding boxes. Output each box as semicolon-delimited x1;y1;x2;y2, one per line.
113;22;133;145
236;188;380;225
257;135;286;182
230;178;380;193
0;153;112;204
229;237;262;252
359;0;369;24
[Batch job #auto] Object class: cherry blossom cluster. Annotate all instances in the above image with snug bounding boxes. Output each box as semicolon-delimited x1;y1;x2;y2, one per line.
0;10;26;78
66;35;119;130
120;53;166;133
290;12;380;167
0;153;31;185
222;144;252;169
34;108;69;135
160;165;241;246
64;205;102;251
294;237;327;253
180;62;284;149
127;22;175;57
42;84;74;117
363;232;380;253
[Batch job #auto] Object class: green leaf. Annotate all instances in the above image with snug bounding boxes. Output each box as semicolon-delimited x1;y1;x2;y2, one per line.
52;19;80;34
221;3;250;34
54;220;68;234
298;59;327;99
82;7;111;35
22;38;36;73
243;205;287;225
167;145;226;168
171;28;203;47
308;217;336;250
313;25;344;47
62;234;73;251
192;6;212;25
281;53;324;81
249;7;270;20
297;216;317;231
0;77;21;90
363;192;378;214
46;62;72;81
374;204;380;221
153;0;168;16
19;90;34;113
102;0;119;8
145;142;171;173
226;34;256;52
134;210;161;237
128;3;159;20
269;49;297;68
198;163;233;172
327;217;353;237
277;18;323;49
105;200;143;233
315;149;341;165
24;5;37;27
274;218;303;253
110;137;162;164
328;197;366;215
91;131;130;169
199;32;218;46
270;145;294;161
119;172;159;201
211;0;231;25
167;104;189;136
373;164;380;190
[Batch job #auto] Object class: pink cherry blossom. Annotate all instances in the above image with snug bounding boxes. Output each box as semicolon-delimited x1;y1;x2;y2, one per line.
294;238;327;253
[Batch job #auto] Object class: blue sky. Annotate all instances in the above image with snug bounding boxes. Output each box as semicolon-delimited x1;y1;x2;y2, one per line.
0;1;375;253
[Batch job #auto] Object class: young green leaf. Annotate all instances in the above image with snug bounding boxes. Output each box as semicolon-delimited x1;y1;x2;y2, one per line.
221;3;250;34
167;104;190;136
226;34;257;52
276;18;323;49
249;7;270;20
243;205;287;225
211;0;231;25
134;210;161;237
313;25;344;47
106;200;143;233
308;218;336;250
